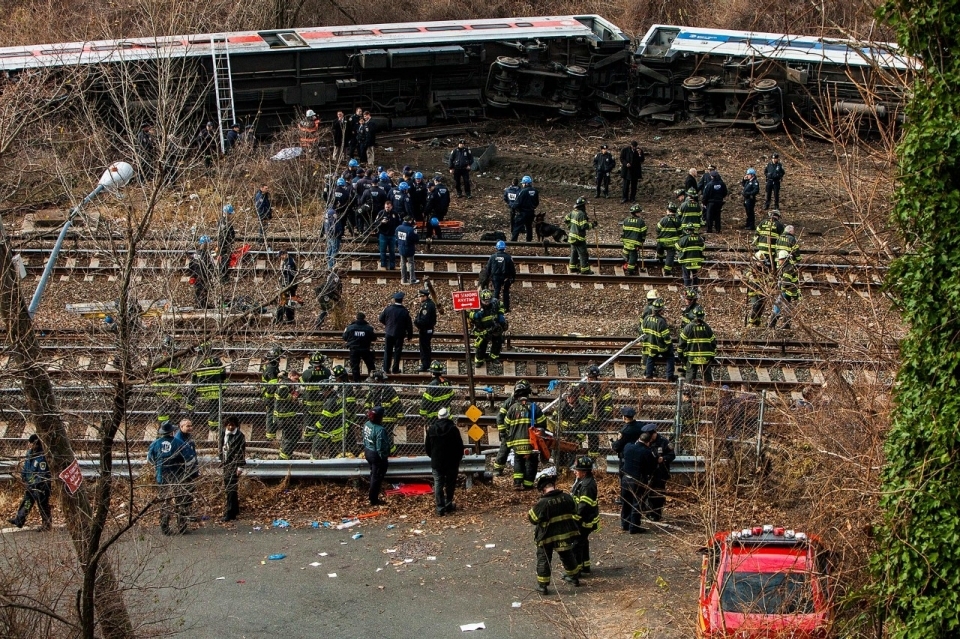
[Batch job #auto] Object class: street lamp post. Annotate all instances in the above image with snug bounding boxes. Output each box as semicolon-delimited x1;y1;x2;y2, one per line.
27;162;134;317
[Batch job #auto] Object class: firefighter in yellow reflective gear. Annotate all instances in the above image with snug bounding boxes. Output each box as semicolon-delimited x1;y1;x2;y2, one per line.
677;307;717;383
308;365;354;459
261;346;282;440
494;379;531;475
274;370;302;460
419;361;455;428
504;393;546;490
469;290;507;366
564;197;598;274
191;344;227;437
619;205;647;275
152;336;193;425
528;466;581;594
364;369;402;456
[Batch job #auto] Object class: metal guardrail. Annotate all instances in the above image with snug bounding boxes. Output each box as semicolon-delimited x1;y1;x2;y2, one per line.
604;454;705;475
0;455;489;483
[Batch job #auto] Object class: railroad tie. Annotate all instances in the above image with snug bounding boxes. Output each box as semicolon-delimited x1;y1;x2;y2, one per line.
620;284;630;290
393;425;407;444
523;281;533;288
594;283;604;290
756;367;771;383
488;426;501;446
546;362;560;378
811;289;821;296
782;367;798;384
614;363;628;379
423;261;434;272
519;264;530;274
501;360;516;377
810;369;825;385
247;358;261;373
714;287;725;294
444;360;456;376
726;366;743;383
78;356;91;370
542;264;554;275
570;282;581;289
0;421;8;438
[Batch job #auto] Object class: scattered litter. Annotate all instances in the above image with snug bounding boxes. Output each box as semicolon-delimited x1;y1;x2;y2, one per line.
271;146;303;161
341;542;347;545
322;522;332;528
386;524;397;530
653;136;662;141
427;556;437;561
413;529;424;535
512;602;521;608
352;533;363;540
260;561;266;565
399;515;408;519
404;558;414;563
309;562;322;567
358;511;385;519
268;554;286;561
460;622;486;631
272;519;290;528
466;564;472;568
485;544;496;549
376;568;383;572
215;577;225;580
319;552;329;557
253;526;262;531
237;580;246;584
384;147;394;152
328;573;338;578
336;519;360;530
385;549;397;553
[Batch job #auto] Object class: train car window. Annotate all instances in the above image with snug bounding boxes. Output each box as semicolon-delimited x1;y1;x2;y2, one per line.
189;37;225;45
471;24;510;30
515;22;534;27
91;42;136;52
0;51;32;58
425;25;465;31
41;47;84;55
380;28;420;34
333;30;374;36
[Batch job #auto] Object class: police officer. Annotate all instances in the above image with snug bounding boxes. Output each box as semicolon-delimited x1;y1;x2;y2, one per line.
428;175;451;222
343;312;378;382
676;225;706;287
592;144;616;198
448;139;474;198
8;434;52;530
147;420;187;535
677;307;717;382
656;202;681;276
503;177;520;212
389;180;413;221
564;197;597;274
620;205;647;275
396;216;419;285
619;140;644;203
701;168;728;233
469;290;507;366
642;424;676;522
611;407;644;506
379;291;413;374
409;171;428;223
363;406;392;505
511;176;539;242
420;361;455;428
374;200;400;271
173;418;199;522
764;153;785;210
641;299;676;381
741;168;760;230
494;379;532;475
571;456;600;573
485;240;517;312
529;467;581;594
621;430;657;533
413;288;438;372
505;392;546;490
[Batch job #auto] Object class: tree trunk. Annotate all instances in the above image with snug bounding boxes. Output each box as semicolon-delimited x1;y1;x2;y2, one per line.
0;232;134;638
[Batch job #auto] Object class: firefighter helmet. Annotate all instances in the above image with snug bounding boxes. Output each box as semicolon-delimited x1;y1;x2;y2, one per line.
429;360;445;375
514;379;531;396
573;456;594;471
480;289;493;303
535;466;558;490
586;365;601;378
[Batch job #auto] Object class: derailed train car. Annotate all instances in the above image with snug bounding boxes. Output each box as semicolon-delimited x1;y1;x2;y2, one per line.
0;15;911;134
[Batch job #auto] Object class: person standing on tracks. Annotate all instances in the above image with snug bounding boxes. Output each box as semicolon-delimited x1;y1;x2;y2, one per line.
254;183;272;250
619;140;644;203
426;176;451;225
373;200;400;271
677;307;717;383
147;420;187;535
388;180;414;221
7;434;52;531
396;216;420;285
220;415;246;522
620;430;657;534
701;168;728;234
620;204;647;275
741;168;760;230
641;424;675;522
676;225;706;288
414;288;438;373
656;202;681;277
408;172;428;224
680;287;703;329
216;205;237;281
494;379;532;475
188;237;215;309
275;248;298;325
592;144;616;198
679;187;704;233
641;298;676;381
511;176;539;242
571;456;600;573
469;290;507;366
486;240;517;312
152;335;192;427
192;343;227;436
358;111;376;166
379;291;414;375
774;225;800;264
753;210;785;268
745;253;771;328
343;312;378;382
565;197;598;274
362;406;392;505
426;407;465;517
449;139;474;199
420;361;456;428
764;153;785;210
261;346;282;441
505;392;546;490
770;250;802;329
684;168;699;193
528;466;581;593
643;289;660;319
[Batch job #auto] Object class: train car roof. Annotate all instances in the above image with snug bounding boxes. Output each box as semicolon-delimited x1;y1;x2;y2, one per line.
0;15;627;72
637;24;914;70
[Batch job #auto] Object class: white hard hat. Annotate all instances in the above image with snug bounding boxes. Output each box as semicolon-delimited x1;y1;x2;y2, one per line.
305;109;317;118
438;408;450;419
777;250;790;261
646;289;659;300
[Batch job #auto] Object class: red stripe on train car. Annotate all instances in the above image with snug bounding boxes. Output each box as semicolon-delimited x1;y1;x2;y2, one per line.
299;31;338;40
229;35;264;44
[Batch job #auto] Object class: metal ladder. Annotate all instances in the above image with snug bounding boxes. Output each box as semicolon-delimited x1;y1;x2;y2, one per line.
210;39;236;154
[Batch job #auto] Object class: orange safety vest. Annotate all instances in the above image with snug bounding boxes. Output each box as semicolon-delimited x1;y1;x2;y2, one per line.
299;118;320;146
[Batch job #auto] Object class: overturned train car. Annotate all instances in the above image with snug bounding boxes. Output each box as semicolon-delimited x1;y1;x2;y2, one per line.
0;15;911;132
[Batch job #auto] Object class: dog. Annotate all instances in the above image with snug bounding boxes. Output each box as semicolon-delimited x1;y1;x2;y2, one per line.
534;212;568;243
479;231;507;242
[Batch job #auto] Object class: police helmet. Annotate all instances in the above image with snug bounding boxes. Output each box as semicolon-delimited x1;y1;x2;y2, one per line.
480;289;493;303
686;187;698;198
222;204;235;215
630;204;643;214
586;364;601;378
332;364;348;380
398;182;409;191
521;176;532;184
573;456;594;471
652;298;665;310
379;171;390;182
429;360;445;375
309;351;327;366
495;240;506;251
198;235;211;245
535;466;558;491
684;287;699;300
337;177;346;187
667;202;679;212
414;171;423;180
692;307;706;320
514;379;532;396
348;159;359;168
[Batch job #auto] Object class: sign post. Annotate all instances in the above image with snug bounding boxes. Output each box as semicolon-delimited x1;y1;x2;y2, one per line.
452;277;480;410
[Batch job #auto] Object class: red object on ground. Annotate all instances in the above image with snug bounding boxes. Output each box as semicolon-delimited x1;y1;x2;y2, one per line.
229;244;252;268
384;482;434;496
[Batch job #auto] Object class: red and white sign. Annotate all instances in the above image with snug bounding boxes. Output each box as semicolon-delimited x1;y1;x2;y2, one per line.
451;290;481;311
59;459;83;495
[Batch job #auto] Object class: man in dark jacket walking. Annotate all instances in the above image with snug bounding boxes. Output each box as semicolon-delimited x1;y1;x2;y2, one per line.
379;291;413;375
8;434;52;530
220;415;246;522
343;311;378;382
425;407;465;516
619;141;644;202
414;288;438;372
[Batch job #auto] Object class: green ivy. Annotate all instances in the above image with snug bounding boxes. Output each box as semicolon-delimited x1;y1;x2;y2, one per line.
873;0;960;637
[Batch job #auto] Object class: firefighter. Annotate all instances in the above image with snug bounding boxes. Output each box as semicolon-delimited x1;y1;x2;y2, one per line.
528;467;581;594
680;287;703;329
309;366;352;459
494;379;531;475
571;456;600;574
301;352;332;448
677;307;718;383
592;144;616;198
745;253;770;327
274;370;302;460
774;224;801;264
678;187;703;233
505;392;546;490
419;361;455;428
641;299;676;381
642;288;660;318
582;365;614;453
364;370;403;455
676;225;706;288
260;346;282;440
191;344;227;438
564;197;597;274
753;210;785;267
469;289;507;366
770;250;802;329
298;109;320;153
656;202;681;276
620;204;647;275
642;424;676;522
188;237;215;308
7;435;52;530
553;385;591;469
152;335;192;427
